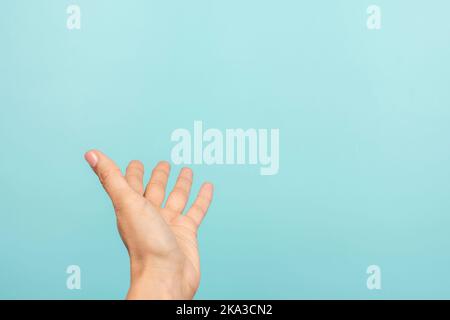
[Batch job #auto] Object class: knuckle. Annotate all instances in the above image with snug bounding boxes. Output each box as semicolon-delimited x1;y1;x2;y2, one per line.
128;172;142;180
128;162;144;174
99;169;112;185
113;194;134;213
153;168;169;178
191;203;205;214
178;176;192;185
172;186;188;198
148;180;165;189
99;168;120;186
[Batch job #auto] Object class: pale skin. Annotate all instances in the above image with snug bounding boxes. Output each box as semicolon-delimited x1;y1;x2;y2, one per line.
84;150;214;300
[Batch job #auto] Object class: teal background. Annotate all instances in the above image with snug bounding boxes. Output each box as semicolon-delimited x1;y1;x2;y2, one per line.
1;0;450;299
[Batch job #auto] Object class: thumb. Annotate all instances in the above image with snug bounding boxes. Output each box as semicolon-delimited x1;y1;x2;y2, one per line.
84;149;132;207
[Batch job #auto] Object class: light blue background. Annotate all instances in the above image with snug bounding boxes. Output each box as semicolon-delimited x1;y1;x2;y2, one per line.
1;0;450;299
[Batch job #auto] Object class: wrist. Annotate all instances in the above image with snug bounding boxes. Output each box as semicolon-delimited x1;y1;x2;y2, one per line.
127;258;186;300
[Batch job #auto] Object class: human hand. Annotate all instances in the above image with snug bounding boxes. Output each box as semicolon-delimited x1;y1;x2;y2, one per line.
84;150;214;299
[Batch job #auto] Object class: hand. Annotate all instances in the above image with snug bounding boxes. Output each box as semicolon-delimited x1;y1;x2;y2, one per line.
84;150;214;299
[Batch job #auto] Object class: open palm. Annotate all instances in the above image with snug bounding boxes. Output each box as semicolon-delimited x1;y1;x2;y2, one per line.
84;150;213;299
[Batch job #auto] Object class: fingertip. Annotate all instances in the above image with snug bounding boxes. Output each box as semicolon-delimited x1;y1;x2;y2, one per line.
203;181;213;189
157;160;171;171
202;182;214;196
128;159;144;169
181;167;193;179
84;150;99;168
159;160;170;166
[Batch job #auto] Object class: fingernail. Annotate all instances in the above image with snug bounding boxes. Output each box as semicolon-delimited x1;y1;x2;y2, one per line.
203;182;214;191
84;151;98;168
182;167;193;177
